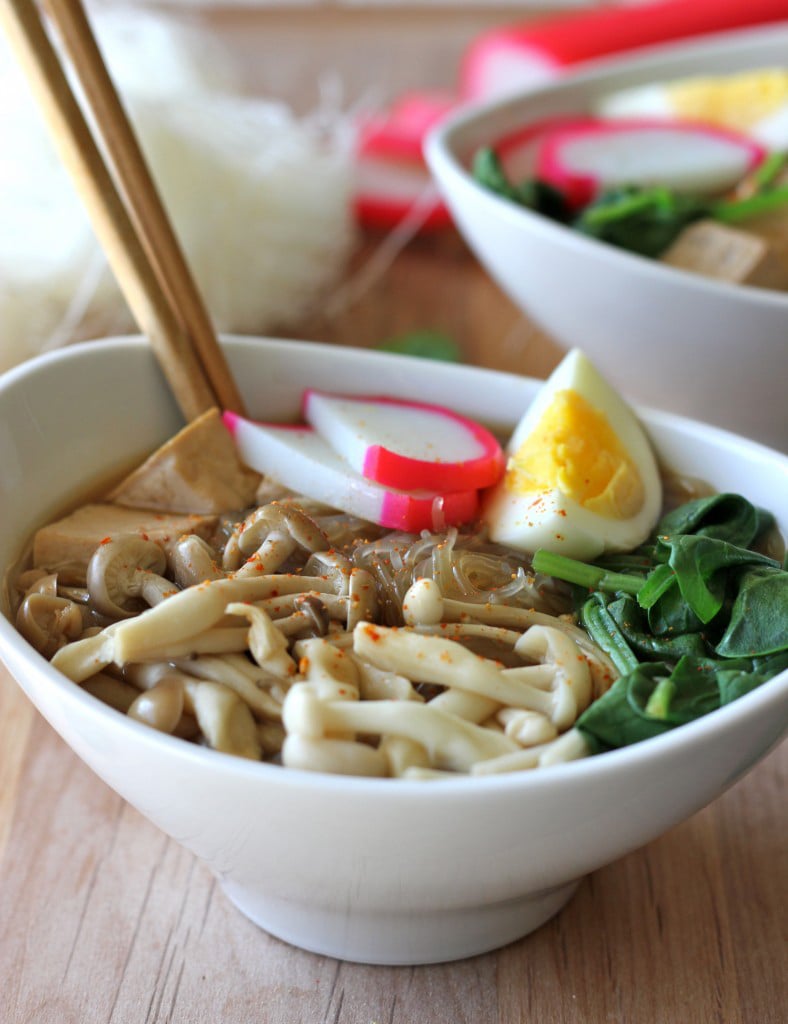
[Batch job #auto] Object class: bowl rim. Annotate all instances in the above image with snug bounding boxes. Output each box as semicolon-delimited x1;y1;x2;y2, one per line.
424;22;788;312
1;335;786;797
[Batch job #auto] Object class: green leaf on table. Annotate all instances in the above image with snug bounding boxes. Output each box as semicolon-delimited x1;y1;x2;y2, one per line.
378;330;461;363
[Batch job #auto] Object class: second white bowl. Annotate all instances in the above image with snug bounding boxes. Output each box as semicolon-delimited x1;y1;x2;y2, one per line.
425;25;788;451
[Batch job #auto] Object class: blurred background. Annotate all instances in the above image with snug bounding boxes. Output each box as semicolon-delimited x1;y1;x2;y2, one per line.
4;0;605;375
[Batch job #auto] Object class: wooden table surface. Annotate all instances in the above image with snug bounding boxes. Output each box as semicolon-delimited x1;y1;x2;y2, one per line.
1;230;786;1024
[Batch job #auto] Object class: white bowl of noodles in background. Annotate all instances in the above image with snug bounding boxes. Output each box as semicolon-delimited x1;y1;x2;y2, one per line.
0;335;786;966
424;25;788;452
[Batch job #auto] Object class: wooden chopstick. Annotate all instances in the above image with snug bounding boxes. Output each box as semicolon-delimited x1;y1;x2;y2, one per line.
0;0;246;421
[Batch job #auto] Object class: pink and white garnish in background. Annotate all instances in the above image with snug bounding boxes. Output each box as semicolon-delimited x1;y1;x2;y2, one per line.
354;0;788;231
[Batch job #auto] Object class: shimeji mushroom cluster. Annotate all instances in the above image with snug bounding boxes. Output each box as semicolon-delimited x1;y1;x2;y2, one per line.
15;501;617;777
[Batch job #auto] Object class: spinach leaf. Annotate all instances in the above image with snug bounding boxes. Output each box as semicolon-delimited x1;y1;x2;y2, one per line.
718;652;788;703
533;490;787;753
655;492;772;548
651;535;779;624
471;147;569;220
715;567;788;657
608;595;708;660
580;593;639;676
577;654;765;751
576;663;676;752
644;579;706;638
572;185;710;257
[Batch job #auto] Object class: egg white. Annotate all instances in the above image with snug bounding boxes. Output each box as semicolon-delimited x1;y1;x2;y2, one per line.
596;72;788;151
483;349;662;561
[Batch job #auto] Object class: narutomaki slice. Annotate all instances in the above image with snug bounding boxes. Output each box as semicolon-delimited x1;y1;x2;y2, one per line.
223;412;480;532
302;390;504;492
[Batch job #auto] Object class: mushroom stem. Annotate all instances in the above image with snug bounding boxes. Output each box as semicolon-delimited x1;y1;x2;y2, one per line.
403;577;550;631
224;504;328;575
282;683;518;773
353;622;576;728
404;577;616;697
471;728;591;775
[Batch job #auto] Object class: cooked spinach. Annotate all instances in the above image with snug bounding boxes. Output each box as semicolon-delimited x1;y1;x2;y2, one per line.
573;185;710;257
471;147;569;220
532;493;788;751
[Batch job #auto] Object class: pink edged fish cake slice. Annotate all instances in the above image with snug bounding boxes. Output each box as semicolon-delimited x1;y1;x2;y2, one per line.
302;390;504;491
223;413;480;532
532;117;766;207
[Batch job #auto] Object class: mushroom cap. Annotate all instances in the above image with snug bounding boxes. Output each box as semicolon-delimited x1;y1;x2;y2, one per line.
170;534;223;587
245;503;327;555
223;503;328;571
87;536;169;619
16;592;83;658
303;550;354;595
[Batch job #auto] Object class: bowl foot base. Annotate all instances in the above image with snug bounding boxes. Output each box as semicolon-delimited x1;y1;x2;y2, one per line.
220;878;580;965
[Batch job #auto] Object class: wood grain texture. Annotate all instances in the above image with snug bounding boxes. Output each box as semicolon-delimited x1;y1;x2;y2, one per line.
0;235;786;1024
1;664;785;1024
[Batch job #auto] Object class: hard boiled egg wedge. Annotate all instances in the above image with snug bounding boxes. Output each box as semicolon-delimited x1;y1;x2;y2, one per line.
483;350;662;561
595;68;788;152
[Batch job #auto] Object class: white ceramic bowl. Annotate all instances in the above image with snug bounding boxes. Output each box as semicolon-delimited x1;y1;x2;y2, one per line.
1;336;786;965
425;25;788;452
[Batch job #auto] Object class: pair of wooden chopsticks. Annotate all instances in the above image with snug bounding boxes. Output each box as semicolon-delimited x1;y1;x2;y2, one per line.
0;0;246;420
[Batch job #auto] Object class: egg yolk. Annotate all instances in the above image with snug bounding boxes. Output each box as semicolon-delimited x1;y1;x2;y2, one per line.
505;389;644;518
667;69;788;134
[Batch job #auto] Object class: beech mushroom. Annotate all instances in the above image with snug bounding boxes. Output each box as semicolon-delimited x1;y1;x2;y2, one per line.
87;536;177;619
282;734;388;776
255;570;377;634
496;708;558;746
379;735;431;776
107;574;300;665
124;662;257;750
471;728;591;775
223;503;328;576
515;625;593;716
281;682;518;773
170;654;284;719
81;672;141;713
403;578;617;696
353;622;577;729
16;592;84;658
296;636;360;701
225;600;296;678
302;550;354;595
128;675;185;734
403;577;549;631
188;681;262;760
169;535;224;587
